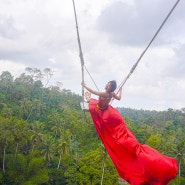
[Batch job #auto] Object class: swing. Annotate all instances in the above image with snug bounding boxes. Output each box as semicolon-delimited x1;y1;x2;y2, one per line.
80;101;89;111
72;0;181;109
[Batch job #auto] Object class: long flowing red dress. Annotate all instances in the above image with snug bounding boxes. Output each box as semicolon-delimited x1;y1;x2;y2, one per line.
88;98;177;185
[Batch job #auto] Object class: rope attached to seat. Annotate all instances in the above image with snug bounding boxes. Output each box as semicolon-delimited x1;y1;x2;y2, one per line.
72;0;99;102
72;0;85;101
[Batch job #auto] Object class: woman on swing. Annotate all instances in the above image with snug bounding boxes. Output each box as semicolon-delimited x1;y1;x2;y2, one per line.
81;80;177;185
81;80;122;110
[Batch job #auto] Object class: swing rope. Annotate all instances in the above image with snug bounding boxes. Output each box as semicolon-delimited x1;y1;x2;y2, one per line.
72;0;85;101
72;0;99;102
72;1;105;183
84;65;100;91
115;0;181;94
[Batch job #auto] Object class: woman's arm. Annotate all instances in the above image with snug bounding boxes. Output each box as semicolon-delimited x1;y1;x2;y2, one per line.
81;82;106;97
113;87;122;100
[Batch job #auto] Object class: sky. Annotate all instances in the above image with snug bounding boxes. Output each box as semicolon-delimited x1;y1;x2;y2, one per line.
0;0;184;111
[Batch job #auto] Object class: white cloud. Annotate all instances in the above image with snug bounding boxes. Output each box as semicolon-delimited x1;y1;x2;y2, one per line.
0;60;26;78
0;0;184;111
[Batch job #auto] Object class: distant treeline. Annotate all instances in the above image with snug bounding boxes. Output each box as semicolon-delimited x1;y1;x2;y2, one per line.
118;107;185;123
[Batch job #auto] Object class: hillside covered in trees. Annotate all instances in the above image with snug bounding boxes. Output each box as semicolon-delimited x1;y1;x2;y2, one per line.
0;68;185;185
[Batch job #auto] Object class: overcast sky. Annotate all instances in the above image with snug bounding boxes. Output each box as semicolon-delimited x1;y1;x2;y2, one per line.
0;0;184;111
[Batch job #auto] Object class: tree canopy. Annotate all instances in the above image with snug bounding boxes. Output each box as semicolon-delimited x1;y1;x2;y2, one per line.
0;68;184;185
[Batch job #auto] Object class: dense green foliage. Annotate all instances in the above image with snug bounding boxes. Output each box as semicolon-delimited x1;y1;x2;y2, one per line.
0;68;185;184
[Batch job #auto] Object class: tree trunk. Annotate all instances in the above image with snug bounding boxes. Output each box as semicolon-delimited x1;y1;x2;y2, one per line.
178;159;181;185
15;143;19;159
57;153;62;169
3;145;6;172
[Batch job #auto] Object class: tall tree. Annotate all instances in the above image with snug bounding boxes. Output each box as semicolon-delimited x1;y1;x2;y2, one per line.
30;121;45;152
0;118;14;172
41;135;55;163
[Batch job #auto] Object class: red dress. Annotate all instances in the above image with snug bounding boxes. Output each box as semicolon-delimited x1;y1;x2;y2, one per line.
88;98;177;185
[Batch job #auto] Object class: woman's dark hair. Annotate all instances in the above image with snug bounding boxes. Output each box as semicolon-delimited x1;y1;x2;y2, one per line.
108;80;117;92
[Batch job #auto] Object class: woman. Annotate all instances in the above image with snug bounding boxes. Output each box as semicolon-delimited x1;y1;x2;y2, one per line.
82;80;122;109
82;81;177;185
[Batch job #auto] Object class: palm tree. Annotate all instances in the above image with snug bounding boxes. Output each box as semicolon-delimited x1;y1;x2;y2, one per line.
0;119;14;172
56;130;74;169
30;121;45;152
20;98;32;119
41;135;55;163
175;137;185;185
51;119;63;138
13;120;27;159
57;139;70;169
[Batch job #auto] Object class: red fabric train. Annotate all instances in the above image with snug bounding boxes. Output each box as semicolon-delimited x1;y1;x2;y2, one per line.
88;99;178;185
